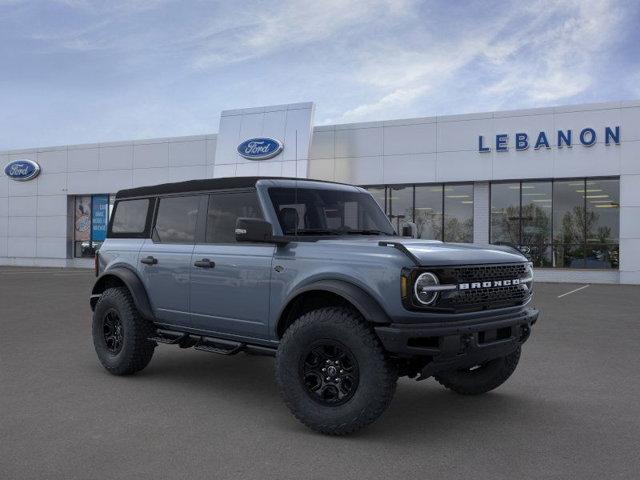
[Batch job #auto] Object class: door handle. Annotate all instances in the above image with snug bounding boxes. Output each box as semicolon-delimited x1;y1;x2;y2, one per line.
140;256;158;265
194;258;215;268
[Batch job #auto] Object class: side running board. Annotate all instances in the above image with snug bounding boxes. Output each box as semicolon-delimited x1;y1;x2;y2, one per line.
194;337;243;355
148;329;277;357
149;329;190;345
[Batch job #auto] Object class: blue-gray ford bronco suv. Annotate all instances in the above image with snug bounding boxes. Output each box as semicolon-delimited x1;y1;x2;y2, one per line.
90;177;538;435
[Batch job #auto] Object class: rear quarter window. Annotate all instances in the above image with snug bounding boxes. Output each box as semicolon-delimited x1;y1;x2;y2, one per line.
109;198;152;238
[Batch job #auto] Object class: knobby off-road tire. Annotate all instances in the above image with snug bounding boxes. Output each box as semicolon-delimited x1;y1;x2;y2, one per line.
434;347;521;395
276;307;398;435
92;287;156;375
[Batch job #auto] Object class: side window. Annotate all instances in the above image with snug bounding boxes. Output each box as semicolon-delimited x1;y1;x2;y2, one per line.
110;199;150;235
154;196;200;243
206;191;262;243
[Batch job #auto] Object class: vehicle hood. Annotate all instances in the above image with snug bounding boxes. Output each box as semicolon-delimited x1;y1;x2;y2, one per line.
316;237;527;266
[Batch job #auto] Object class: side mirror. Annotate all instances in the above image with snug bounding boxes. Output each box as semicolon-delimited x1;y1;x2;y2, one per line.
401;222;417;238
235;218;274;243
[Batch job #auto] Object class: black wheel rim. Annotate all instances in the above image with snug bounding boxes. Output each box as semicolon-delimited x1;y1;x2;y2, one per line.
102;308;124;354
299;340;359;406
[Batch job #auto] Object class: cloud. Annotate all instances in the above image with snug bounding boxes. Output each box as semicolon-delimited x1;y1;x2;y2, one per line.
0;0;635;149
481;0;622;104
51;0;173;13
14;0;415;66
334;0;626;122
339;85;429;122
337;36;494;121
16;1;171;53
191;0;414;70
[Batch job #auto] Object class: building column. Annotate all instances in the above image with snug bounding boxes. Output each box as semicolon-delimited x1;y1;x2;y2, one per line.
619;173;640;284
473;181;489;244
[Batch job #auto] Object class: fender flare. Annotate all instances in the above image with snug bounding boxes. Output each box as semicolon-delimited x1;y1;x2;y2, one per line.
277;279;391;333
90;267;154;321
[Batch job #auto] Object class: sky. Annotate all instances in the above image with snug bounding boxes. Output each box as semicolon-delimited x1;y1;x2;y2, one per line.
1;0;639;150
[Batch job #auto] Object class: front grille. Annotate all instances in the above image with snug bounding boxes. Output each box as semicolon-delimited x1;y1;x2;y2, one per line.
430;263;530;312
449;263;527;283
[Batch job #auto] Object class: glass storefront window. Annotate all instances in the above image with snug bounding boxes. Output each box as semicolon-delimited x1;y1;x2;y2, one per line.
444;184;473;243
74;194;115;258
521;181;552;266
553;244;586;268
553;180;587;268
414;185;442;240
553;180;585;245
585;178;619;269
388;185;413;233
490;178;619;269
490;182;520;246
584;244;619;269
365;183;474;242
585;179;619;242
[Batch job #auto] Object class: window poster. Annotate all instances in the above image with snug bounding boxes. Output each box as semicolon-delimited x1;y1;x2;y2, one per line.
75;196;92;242
91;194;109;242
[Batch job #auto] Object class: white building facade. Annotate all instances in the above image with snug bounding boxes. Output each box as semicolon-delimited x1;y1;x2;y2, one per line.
1;100;639;284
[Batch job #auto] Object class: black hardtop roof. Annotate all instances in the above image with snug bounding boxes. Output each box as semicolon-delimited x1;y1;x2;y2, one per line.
115;177;354;199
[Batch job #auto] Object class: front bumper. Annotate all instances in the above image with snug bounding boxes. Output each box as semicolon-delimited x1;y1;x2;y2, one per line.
375;307;538;377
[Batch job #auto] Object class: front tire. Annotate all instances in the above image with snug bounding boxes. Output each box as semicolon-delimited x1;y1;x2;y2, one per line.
92;287;156;375
276;307;397;435
434;347;521;395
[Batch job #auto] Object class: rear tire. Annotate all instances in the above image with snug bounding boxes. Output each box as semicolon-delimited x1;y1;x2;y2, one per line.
92;287;156;375
434;347;521;395
276;307;397;435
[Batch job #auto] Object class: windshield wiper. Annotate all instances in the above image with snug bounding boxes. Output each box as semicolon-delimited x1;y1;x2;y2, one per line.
291;228;393;236
343;229;392;236
293;229;342;235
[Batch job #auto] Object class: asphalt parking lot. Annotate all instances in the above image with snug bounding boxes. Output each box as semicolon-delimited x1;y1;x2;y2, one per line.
1;268;639;480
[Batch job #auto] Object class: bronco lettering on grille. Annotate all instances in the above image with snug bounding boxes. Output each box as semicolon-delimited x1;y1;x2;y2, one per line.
459;278;521;290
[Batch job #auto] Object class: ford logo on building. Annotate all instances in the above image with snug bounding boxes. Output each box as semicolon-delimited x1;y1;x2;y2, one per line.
237;137;283;160
4;159;41;181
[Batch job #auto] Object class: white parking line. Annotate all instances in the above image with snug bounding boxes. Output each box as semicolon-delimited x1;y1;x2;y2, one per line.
557;284;590;298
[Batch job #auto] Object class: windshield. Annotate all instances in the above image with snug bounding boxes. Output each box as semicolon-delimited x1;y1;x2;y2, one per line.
268;187;395;236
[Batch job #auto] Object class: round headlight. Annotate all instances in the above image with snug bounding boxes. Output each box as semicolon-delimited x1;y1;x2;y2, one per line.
414;272;440;305
524;262;534;291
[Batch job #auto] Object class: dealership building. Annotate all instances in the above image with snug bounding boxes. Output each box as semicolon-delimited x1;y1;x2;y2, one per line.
1;100;639;284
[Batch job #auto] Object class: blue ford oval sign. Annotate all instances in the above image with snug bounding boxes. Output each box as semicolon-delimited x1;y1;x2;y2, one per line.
237;137;283;160
4;159;41;181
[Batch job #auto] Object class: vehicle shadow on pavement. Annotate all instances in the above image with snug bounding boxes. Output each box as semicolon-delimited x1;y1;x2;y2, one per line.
110;349;286;408
113;348;559;440
370;381;543;439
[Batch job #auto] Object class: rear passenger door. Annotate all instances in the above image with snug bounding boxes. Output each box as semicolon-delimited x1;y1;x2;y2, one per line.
189;190;274;338
139;194;204;327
